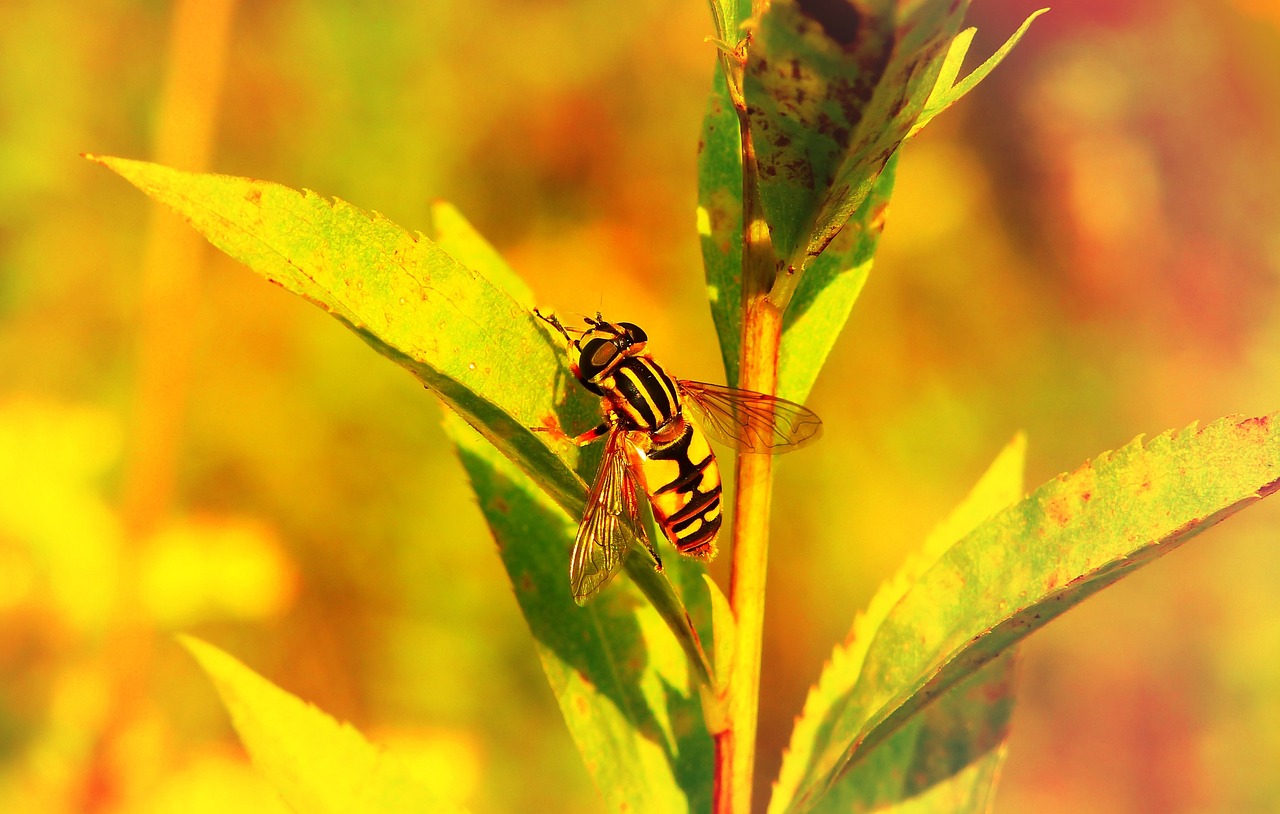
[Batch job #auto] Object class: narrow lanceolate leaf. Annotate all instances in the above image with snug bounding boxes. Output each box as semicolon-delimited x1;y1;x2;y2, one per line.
445;415;713;813
93;156;714;808
812;656;1015;814
907;9;1050;140
781;414;1280;812
706;0;742;48
772;435;1026;814
181;637;469;814
424;200;534;306
88;154;595;511
744;0;968;271
699;87;894;399
698;58;747;387
777;155;893;404
428;194;716;809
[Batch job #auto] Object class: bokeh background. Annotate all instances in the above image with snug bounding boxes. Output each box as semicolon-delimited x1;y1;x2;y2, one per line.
2;0;1279;812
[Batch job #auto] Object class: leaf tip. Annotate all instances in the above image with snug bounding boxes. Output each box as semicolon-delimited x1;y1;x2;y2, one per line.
175;633;226;678
82;152;124;171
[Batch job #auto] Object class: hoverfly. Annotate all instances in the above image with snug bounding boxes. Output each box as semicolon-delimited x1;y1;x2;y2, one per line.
534;310;823;604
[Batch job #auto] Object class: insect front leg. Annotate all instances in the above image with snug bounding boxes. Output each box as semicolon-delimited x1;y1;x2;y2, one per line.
533;307;587;380
531;419;612;448
533;308;575;348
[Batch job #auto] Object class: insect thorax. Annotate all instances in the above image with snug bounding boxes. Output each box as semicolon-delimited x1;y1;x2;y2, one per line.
594;355;682;433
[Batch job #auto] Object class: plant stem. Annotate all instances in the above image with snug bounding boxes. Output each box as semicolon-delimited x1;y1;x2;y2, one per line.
718;299;782;814
714;32;784;808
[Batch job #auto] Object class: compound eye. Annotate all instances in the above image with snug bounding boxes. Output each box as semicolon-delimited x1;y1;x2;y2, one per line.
587;339;618;371
618;322;648;345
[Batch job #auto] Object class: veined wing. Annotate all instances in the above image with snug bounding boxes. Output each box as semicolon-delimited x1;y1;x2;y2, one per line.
569;428;654;605
677;380;823;455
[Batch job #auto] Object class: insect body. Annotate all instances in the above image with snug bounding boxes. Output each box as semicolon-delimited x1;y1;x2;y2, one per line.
535;310;823;604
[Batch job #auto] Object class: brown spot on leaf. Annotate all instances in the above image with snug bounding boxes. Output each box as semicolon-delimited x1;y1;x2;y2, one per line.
245;188;262;204
1236;415;1272;432
796;0;862;48
535;413;563;434
1045;495;1072;526
869;202;889;232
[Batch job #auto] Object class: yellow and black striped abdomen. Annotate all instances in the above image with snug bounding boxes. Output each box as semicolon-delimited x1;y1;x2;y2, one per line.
628;419;722;560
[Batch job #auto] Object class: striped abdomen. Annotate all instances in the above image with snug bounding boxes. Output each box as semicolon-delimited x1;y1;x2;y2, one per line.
627;418;722;560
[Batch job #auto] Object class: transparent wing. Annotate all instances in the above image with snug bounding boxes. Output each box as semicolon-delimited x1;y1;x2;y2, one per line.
678;380;823;455
569;429;654;605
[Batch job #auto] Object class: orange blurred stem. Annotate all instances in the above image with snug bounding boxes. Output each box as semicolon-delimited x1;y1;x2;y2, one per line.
83;1;237;810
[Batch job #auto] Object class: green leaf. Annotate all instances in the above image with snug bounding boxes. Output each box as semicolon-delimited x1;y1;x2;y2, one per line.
772;434;1026;814
744;0;968;268
87;154;593;513
424;200;533;305
180;636;469;814
813;654;1015;814
779;414;1280;811
444;414;713;813
699;87;894;400
92;156;716;808
908;9;1050;140
698;59;747;386
705;0;744;48
777;154;893;403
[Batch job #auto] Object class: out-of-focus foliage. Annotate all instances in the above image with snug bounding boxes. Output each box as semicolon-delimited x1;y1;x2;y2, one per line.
2;1;1280;814
183;637;469;814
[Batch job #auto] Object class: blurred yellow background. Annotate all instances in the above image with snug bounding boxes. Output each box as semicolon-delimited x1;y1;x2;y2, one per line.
2;0;1279;812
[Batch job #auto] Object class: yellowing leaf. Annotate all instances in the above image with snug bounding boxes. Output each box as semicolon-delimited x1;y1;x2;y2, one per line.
181;637;471;814
772;435;1026;813
781;414;1280;811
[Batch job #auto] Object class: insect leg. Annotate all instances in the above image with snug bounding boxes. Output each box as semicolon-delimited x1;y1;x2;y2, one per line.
533;308;573;345
531;420;612;447
569;421;612;446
